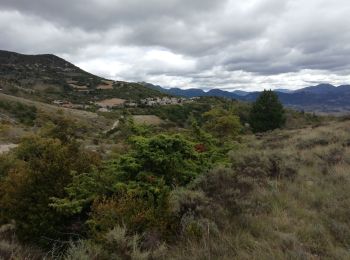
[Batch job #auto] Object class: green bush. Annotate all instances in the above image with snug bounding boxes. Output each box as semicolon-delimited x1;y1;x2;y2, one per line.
0;136;100;246
203;108;242;139
0;100;37;125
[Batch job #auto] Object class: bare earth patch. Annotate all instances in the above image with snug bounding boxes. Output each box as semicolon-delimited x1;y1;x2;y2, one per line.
97;80;114;90
132;115;163;125
95;98;126;107
0;144;17;154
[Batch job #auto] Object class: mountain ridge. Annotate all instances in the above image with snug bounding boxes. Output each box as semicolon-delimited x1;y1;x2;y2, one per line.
1;50;350;114
142;82;350;113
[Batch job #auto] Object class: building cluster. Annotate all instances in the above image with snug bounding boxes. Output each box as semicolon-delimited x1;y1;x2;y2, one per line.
53;96;197;113
52;100;85;109
140;97;188;106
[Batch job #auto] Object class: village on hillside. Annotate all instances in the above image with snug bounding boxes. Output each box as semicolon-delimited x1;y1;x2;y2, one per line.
52;96;198;112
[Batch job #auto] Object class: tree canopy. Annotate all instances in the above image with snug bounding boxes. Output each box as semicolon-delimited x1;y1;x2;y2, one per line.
249;90;286;133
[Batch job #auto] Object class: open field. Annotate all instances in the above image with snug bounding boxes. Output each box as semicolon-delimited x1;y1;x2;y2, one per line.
97;80;114;90
95;98;126;107
133;115;163;125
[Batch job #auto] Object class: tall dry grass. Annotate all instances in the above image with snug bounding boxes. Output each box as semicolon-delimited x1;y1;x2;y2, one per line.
166;120;350;259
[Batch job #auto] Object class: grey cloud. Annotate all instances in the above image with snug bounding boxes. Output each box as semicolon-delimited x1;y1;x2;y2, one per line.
0;0;224;30
1;0;350;90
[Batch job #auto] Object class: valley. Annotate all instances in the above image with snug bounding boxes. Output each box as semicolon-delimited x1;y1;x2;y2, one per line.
0;50;350;260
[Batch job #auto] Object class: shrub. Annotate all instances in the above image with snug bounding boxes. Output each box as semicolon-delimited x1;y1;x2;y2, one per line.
194;168;245;215
203;108;242;139
0;136;100;246
316;147;344;166
88;185;175;241
296;133;339;150
169;189;218;239
230;149;298;180
120;134;207;186
0;100;37;126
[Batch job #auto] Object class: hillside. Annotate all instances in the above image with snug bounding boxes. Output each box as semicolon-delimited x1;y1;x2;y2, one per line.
1;107;350;258
166;119;350;259
0;50;167;104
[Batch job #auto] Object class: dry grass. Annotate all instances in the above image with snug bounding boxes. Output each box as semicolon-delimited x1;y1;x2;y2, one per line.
69;83;88;90
0;93;112;131
166;119;350;259
133;115;163;126
0;224;44;260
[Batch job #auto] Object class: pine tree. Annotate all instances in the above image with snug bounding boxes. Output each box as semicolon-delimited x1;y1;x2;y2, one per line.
249;90;285;133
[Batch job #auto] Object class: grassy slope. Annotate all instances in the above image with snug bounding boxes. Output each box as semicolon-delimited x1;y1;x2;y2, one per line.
168;119;350;259
0;93;111;129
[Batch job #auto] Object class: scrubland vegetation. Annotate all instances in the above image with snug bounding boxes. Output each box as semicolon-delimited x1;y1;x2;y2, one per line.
0;90;349;259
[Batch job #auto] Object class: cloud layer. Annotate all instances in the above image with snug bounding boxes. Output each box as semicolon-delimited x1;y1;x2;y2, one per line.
1;0;350;90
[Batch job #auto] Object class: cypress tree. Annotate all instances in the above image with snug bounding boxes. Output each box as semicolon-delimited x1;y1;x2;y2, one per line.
249;90;286;132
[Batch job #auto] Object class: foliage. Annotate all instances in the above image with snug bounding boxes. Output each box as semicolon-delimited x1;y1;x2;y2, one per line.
151;102;211;127
38;114;89;144
0;135;100;246
203;108;242;138
0;100;37;125
249;90;286;132
120;134;206;186
2;78;349;259
88;187;174;239
51;133;208;247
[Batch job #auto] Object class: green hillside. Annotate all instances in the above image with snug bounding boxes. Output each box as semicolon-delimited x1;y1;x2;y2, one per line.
0;50;167;104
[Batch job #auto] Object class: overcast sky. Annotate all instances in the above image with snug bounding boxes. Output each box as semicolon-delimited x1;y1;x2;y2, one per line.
1;0;350;91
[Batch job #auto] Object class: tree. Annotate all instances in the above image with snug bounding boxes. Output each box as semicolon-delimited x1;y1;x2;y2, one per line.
203;108;242;138
249;90;286;133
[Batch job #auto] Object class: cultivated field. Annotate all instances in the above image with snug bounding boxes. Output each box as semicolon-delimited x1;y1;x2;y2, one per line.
133;115;163;125
95;98;126;107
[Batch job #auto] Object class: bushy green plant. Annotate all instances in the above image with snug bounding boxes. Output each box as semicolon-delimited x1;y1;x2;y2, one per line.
203;108;242;139
0;135;100;246
0;100;37;125
120;134;206;186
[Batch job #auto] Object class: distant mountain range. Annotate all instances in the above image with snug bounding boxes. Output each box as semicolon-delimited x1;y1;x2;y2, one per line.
141;82;350;113
1;50;350;114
